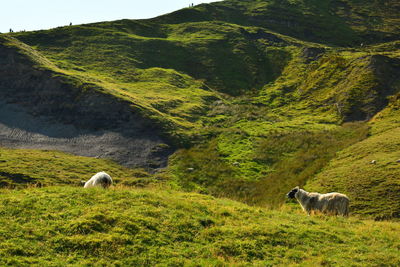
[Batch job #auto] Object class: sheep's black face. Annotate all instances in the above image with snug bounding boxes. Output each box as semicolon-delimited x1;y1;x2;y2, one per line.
102;180;112;188
99;177;112;188
287;188;298;199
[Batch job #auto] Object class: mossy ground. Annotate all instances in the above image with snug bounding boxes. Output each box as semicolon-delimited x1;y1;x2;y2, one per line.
0;186;399;266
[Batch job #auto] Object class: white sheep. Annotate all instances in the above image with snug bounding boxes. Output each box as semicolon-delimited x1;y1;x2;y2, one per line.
287;186;349;216
84;171;113;189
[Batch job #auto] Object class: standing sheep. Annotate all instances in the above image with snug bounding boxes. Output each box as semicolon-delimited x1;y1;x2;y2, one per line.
287;186;349;216
84;171;113;189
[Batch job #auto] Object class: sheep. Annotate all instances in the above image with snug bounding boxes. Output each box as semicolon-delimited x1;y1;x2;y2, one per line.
287;186;349;216
84;171;113;189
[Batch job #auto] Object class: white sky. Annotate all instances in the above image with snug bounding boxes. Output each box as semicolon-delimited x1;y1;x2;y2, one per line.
0;0;222;33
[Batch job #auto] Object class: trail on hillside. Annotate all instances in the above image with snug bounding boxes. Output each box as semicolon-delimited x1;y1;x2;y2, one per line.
0;101;167;169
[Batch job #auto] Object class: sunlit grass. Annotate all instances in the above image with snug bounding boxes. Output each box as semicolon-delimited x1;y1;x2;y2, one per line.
1;0;399;221
0;147;153;188
0;186;399;266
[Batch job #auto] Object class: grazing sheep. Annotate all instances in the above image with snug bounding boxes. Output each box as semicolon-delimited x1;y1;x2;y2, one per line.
84;172;113;189
370;160;377;164
287;186;349;216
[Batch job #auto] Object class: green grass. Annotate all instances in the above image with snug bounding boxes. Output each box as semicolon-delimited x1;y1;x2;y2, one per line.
8;30;398;216
303;75;400;220
1;0;399;222
306;126;400;220
0;147;154;188
1;33;219;144
0;1;399;265
169;122;369;205
156;0;400;46
8;21;297;142
13;20;294;96
166;43;400;205
0;186;399;266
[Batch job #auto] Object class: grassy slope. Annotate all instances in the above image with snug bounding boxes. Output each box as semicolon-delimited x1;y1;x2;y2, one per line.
1;33;217;145
306;126;400;220
0;1;400;264
0;147;155;188
0;186;399;266
156;0;400;46
11;21;294;142
304;44;400;220
0;0;399;220
306;87;400;220
11;0;399;138
168;45;400;213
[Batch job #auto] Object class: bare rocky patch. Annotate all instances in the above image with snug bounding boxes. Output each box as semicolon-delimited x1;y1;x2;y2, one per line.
0;101;171;169
0;43;174;170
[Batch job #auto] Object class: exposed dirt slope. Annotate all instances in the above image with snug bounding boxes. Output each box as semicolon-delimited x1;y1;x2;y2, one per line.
0;37;172;169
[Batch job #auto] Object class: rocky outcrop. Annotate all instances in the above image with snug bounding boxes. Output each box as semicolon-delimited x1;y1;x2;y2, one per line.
343;55;400;122
301;47;325;63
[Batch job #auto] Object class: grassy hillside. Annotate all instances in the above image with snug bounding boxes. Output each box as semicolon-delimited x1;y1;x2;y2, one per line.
305;95;400;220
168;46;399;211
0;186;399;266
0;1;400;265
10;21;288;143
0;147;155;188
306;126;400;220
0;34;217;145
156;0;400;46
0;0;399;221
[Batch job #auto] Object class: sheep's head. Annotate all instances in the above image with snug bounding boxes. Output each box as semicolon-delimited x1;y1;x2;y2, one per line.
287;186;299;199
102;179;112;188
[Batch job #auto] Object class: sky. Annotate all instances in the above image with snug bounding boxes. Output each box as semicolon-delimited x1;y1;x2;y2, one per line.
0;0;222;33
